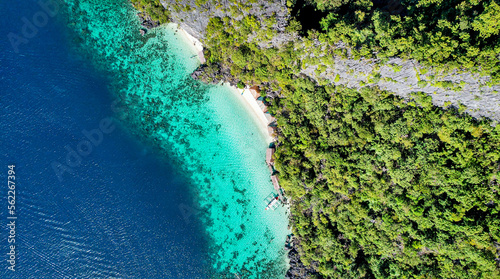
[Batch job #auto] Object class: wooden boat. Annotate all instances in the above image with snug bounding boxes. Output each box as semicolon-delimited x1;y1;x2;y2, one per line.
264;193;280;210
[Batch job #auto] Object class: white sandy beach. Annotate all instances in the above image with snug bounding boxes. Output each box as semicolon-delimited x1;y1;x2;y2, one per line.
172;23;205;63
231;86;273;143
175;24;273;143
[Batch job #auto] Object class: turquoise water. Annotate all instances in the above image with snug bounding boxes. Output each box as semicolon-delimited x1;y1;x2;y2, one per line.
61;0;289;277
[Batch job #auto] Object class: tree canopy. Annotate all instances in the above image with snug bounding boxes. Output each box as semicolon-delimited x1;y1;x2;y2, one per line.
274;83;500;278
134;0;500;276
313;0;500;80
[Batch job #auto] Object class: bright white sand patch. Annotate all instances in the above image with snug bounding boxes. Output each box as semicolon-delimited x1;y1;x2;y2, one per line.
230;86;273;144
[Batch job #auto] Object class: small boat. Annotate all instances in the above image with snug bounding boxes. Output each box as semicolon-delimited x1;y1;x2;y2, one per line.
265;194;280;210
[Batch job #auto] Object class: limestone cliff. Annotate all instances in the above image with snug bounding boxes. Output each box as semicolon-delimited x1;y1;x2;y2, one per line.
158;0;289;41
156;0;500;123
132;0;500;277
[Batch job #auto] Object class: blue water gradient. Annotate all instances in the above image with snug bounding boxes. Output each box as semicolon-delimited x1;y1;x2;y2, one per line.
1;1;209;277
1;0;290;277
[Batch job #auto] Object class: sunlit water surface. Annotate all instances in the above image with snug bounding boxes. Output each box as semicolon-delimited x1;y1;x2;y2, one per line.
0;0;289;278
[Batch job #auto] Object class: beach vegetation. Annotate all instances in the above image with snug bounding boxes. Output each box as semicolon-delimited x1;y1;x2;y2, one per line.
136;0;500;276
197;2;500;274
131;0;170;23
274;84;500;278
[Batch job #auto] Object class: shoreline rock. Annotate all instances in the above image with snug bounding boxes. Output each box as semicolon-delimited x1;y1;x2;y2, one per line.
137;12;159;30
285;238;320;279
190;63;239;87
131;3;331;279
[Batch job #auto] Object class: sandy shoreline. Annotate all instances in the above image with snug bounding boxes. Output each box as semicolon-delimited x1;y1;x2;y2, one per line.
174;24;273;143
173;23;290;274
172;24;206;63
230;86;273;143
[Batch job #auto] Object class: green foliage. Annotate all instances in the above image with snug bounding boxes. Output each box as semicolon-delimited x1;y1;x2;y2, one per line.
472;1;500;39
311;0;500;82
367;72;381;83
275;84;500;278
130;0;169;23
391;64;403;73
417;80;428;88
136;1;500;277
334;73;341;83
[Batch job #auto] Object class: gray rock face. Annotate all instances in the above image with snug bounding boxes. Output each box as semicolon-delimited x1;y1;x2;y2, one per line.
285;238;319;279
190;63;239;86
301;56;500;123
137;12;159;30
159;0;499;123
160;0;289;42
159;0;206;40
150;0;500;275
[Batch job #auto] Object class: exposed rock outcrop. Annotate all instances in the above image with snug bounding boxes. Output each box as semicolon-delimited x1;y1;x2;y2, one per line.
137;12;159;30
285;238;319;279
301;54;500;123
159;0;290;42
190;63;239;86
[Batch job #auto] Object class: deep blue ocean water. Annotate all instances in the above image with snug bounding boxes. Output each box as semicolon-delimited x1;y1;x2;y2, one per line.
0;0;289;278
0;1;209;278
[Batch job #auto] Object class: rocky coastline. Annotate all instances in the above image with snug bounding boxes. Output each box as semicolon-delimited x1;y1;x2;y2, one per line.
129;0;500;277
137;12;159;32
132;1;318;277
190;54;317;279
190;63;239;87
285;238;320;279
